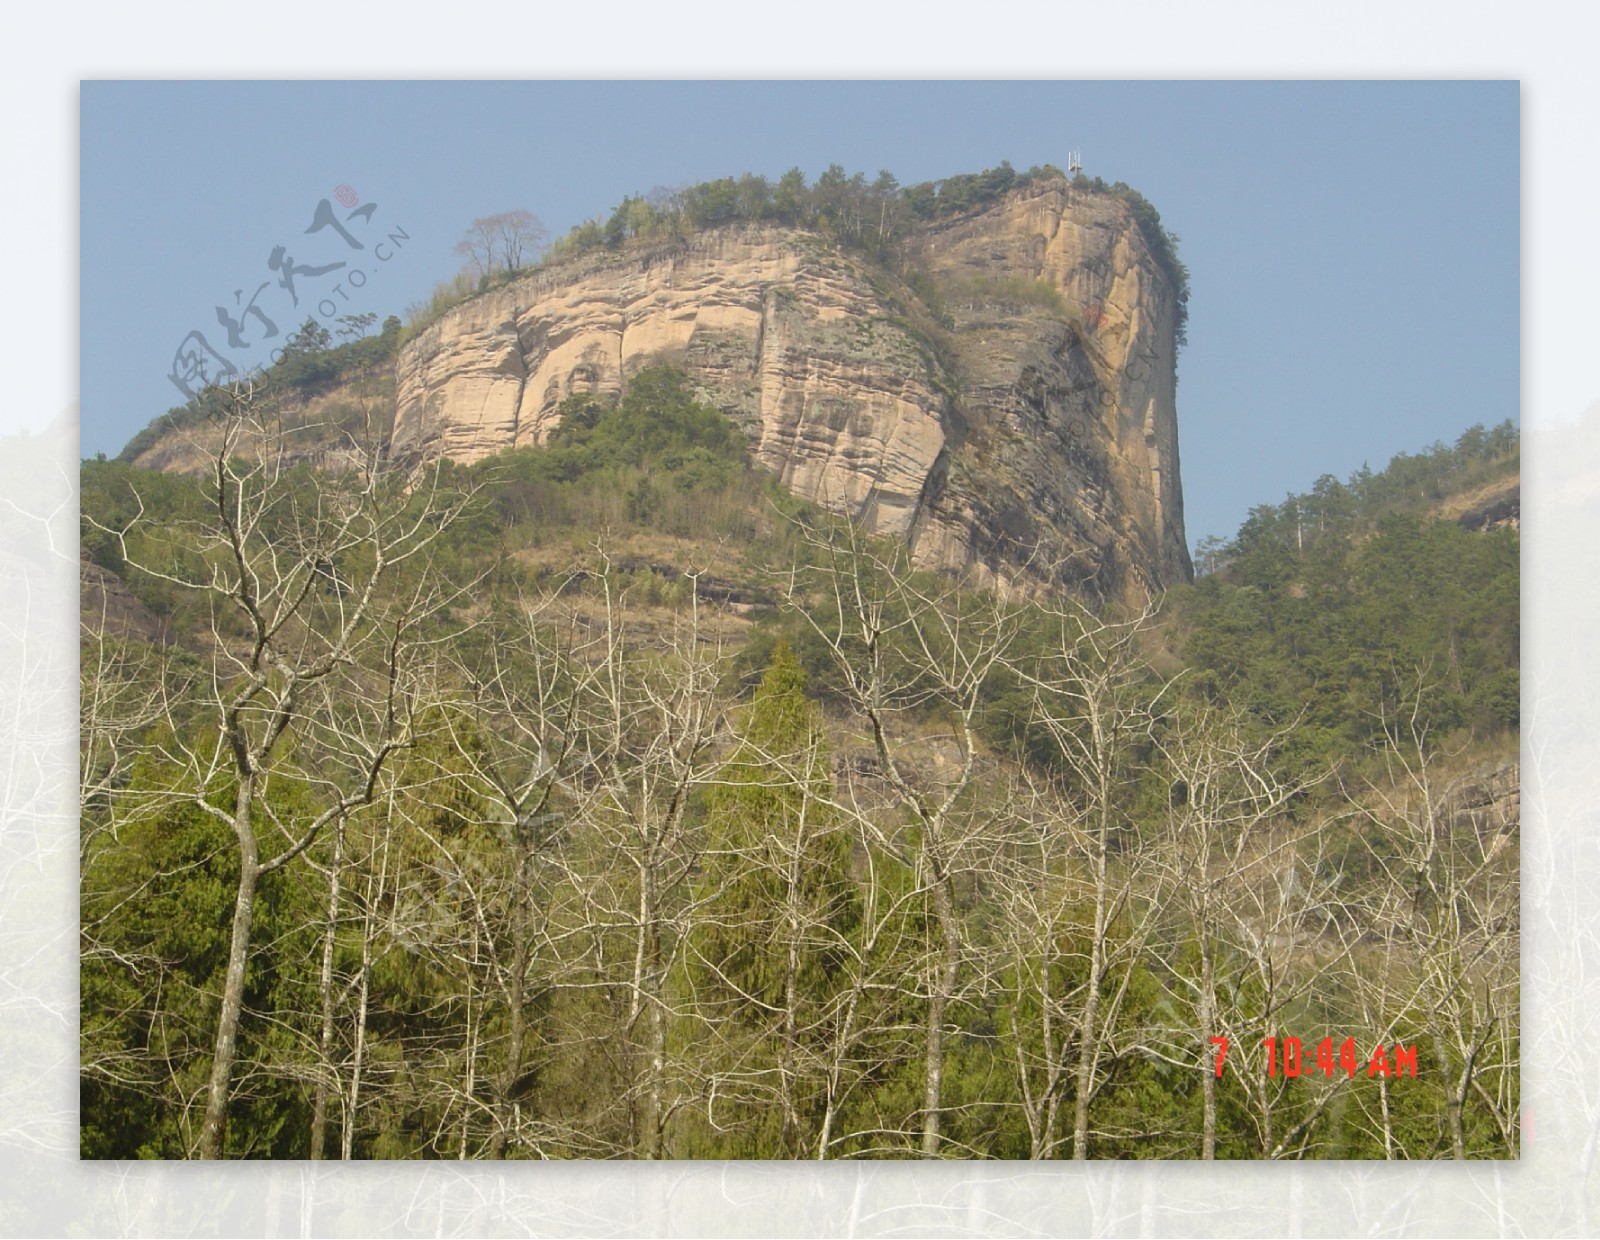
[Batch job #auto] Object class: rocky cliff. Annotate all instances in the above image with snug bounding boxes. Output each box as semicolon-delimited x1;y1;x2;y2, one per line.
391;178;1191;598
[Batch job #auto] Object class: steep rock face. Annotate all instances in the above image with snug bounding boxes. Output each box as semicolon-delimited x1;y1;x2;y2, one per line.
392;231;947;546
392;179;1191;597
902;183;1190;592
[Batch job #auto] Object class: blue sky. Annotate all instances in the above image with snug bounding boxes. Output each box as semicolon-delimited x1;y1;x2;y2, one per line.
80;80;1518;549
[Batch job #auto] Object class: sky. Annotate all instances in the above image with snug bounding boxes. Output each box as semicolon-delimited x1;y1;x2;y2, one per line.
80;80;1519;552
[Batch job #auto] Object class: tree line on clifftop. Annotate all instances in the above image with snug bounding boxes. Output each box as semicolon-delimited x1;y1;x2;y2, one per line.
408;161;1190;350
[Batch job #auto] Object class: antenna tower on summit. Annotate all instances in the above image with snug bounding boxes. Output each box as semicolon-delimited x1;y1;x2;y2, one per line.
1068;149;1083;176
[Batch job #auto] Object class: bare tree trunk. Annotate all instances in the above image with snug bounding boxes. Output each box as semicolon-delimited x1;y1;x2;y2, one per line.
1200;931;1217;1160
644;925;666;1159
816;922;872;1160
1258;1067;1275;1157
631;849;665;1160
342;816;389;1162
488;842;532;1160
199;779;260;1160
1071;797;1111;1161
1442;1025;1469;1159
781;847;803;1158
1070;930;1103;1158
1378;1072;1394;1160
310;821;345;1161
922;863;959;1158
344;937;372;1161
459;925;480;1160
814;822;906;1161
782;519;1017;1158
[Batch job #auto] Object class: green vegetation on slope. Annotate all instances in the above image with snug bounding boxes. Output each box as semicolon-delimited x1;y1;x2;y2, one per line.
117;314;404;464
80;370;1518;1161
1178;420;1519;762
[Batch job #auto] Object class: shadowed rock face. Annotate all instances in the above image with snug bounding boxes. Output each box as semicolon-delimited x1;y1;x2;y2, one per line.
1455;480;1520;533
389;177;1191;600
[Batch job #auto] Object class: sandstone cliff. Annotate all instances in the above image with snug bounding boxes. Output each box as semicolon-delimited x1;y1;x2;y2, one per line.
391;178;1191;598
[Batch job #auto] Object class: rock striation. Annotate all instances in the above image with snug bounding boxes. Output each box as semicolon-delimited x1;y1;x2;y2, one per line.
390;179;1190;597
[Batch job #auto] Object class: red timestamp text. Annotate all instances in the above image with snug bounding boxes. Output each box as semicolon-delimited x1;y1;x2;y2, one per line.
1208;1036;1419;1079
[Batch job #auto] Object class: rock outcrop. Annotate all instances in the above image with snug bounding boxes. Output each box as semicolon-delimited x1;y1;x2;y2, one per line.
392;178;1191;599
1453;477;1521;533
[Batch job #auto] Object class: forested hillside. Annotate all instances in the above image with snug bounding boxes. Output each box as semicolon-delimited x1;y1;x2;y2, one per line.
81;360;1517;1159
1181;423;1519;762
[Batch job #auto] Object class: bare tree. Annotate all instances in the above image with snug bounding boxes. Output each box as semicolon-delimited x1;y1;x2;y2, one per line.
992;770;1088;1160
1343;671;1519;1158
495;209;548;274
79;616;180;851
433;584;600;1158
676;643;863;1159
782;518;1022;1156
453;216;499;280
1003;597;1172;1159
87;380;476;1158
78;623;193;1136
556;553;733;1158
1145;702;1335;1159
454;210;549;281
